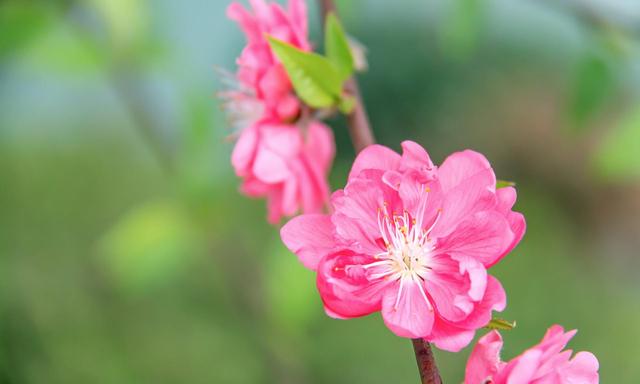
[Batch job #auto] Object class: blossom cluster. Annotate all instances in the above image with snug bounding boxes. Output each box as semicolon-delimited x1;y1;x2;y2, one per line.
225;0;334;223
223;1;600;382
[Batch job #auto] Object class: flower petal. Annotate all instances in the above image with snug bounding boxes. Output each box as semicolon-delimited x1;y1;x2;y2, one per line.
430;176;496;240
437;211;515;268
464;330;505;384
381;279;435;338
437;150;494;192
348;144;401;180
495;349;542;384
428;318;476;352
399;141;436;178
281;214;336;270
562;351;599;384
317;251;386;317
424;254;476;322
231;124;259;177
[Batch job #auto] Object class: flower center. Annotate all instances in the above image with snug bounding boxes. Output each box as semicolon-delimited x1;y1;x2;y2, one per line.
374;205;438;280
365;190;442;311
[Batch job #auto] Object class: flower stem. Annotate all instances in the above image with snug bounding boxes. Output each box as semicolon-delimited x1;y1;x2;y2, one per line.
412;338;443;384
318;0;375;153
318;1;442;383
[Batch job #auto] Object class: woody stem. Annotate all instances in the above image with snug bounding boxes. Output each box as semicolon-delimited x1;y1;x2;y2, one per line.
318;0;375;153
412;338;443;384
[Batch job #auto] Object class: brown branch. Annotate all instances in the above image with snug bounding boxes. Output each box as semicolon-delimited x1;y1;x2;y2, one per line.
412;339;443;384
318;1;441;383
319;0;375;153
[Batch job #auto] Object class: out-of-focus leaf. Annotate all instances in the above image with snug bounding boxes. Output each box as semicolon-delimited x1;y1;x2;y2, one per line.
85;0;148;53
440;0;482;60
485;318;516;331
569;54;614;129
20;22;105;73
0;2;53;58
593;106;640;180
496;180;516;189
99;199;197;292
325;13;354;82
268;36;342;109
266;243;318;332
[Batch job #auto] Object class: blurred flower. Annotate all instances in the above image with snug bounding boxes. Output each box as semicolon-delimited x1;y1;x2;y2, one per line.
226;0;310;123
465;326;599;384
281;141;525;351
232;120;334;224
225;0;335;223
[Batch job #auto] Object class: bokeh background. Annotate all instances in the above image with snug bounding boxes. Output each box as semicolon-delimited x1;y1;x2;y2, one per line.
2;0;640;382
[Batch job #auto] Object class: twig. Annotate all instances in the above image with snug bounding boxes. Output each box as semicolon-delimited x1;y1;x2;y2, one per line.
412;339;443;384
319;0;375;153
318;1;442;383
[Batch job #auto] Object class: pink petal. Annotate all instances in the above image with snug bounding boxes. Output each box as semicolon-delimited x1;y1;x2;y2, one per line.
424;254;476;322
276;94;300;121
496;187;526;263
429;170;497;239
231;124;259;177
562;351;599;384
252;146;290;183
464;330;505;384
287;0;308;45
381;280;435;338
240;176;269;197
305;121;335;173
317;251;386;317
496;349;542;384
281;214;335;270
293;157;326;214
458;256;488;301
227;3;260;42
456;275;507;331
330;177;391;253
281;177;298;217
438;150;495;192
399;141;436;177
428;318;477;352
348;144;401;180
261;124;302;158
258;65;291;103
266;184;284;224
437;211;515;268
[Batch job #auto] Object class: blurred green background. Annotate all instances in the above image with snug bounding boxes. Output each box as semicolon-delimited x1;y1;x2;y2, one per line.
2;0;640;383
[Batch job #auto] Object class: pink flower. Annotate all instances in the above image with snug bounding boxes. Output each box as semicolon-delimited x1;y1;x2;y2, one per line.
465;326;599;384
281;141;525;351
232;120;334;224
226;0;335;223
226;0;309;123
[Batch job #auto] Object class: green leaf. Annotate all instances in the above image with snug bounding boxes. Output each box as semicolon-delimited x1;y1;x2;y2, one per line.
485;318;516;331
593;106;640;180
268;36;342;109
440;0;483;60
569;53;614;130
99;199;197;293
88;0;148;53
325;13;354;82
496;180;516;189
0;2;53;58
